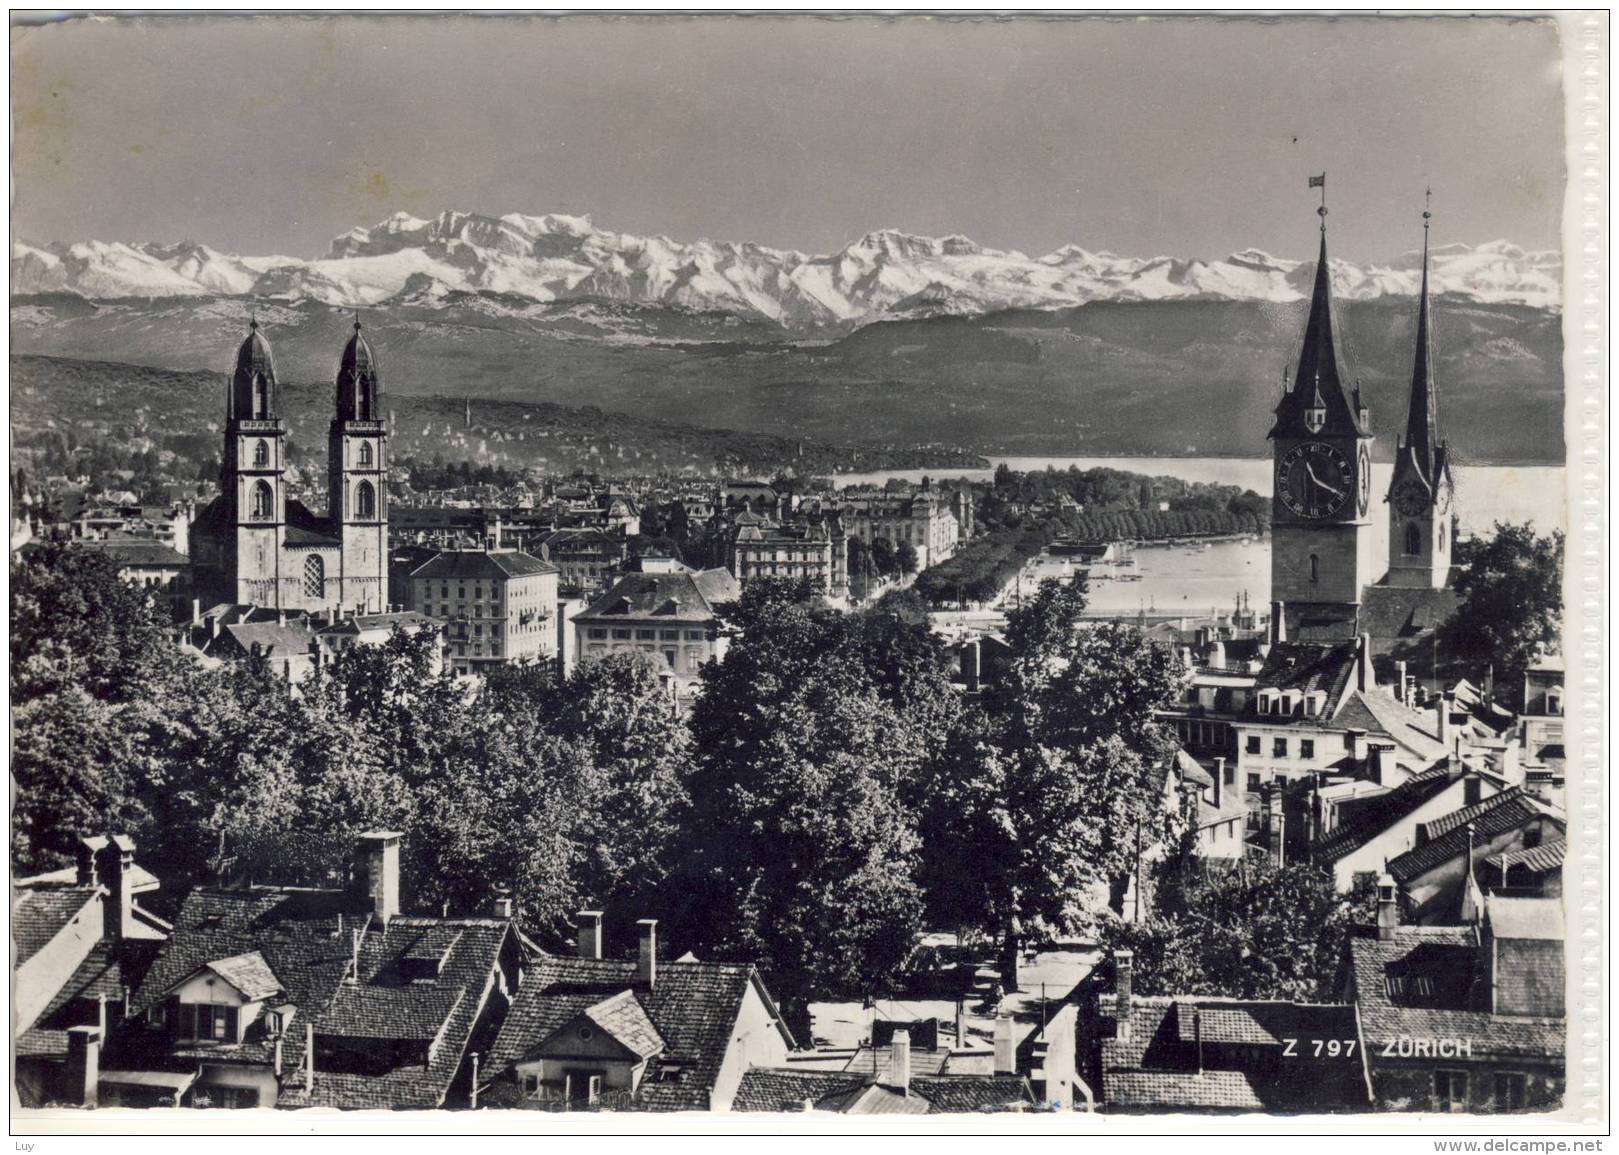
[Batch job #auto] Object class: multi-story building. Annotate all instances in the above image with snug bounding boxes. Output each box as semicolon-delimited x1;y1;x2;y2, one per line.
408;548;559;676
1343;888;1564;1113
724;514;846;598
836;488;962;572
535;526;630;596
572;562;740;708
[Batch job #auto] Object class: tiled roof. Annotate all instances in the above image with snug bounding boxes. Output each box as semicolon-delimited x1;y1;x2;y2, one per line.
1330;690;1446;760
570;990;664;1060
577;570;739;624
1312;762;1457;864
222;621;317;661
203;950;285;1001
318;612;437;637
409;549;558;581
1360;585;1460;653
844;1045;952;1079
126;888;513;1110
1094;996;1369;1113
17;938;163;1056
1254;641;1357;702
76;538;191;567
1388;792;1562;883
1484;838;1567;876
1424;786;1527;840
487;954;779;1112
731;1069;1034;1114
13;886;99;965
1347;927;1564;1060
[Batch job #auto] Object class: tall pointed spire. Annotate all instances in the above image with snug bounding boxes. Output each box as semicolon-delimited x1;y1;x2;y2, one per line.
1402;190;1439;480
1270;186;1366;439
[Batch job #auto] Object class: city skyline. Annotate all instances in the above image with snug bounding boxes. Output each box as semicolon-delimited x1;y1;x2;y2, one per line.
13;14;1566;263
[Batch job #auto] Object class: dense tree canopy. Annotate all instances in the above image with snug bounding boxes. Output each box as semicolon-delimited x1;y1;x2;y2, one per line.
1444;521;1564;683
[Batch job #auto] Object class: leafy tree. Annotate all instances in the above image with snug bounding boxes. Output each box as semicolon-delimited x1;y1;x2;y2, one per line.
920;576;1187;984
680;580;924;1001
1100;860;1351;1002
1443;522;1564;682
522;652;696;924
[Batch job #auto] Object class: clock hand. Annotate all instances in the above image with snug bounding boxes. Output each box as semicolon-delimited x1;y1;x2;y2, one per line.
1304;463;1345;500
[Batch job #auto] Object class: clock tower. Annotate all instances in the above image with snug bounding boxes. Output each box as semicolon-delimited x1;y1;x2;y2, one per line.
1385;201;1456;590
1268;195;1376;640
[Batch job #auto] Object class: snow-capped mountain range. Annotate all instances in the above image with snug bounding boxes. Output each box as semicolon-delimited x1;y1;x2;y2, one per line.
13;210;1562;328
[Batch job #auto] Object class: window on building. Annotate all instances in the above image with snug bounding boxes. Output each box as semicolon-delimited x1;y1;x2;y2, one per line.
1246;735;1261;755
611;628;631;640
1309;554;1320;583
1493;1073;1527;1112
355;480;377;520
1247;773;1261;792
1273;737;1288;758
587;628;607;640
304;554;325;600
663;649;677;668
177;1003;239;1044
1300;739;1315;759
252;440;269;467
1405;523;1421;556
250;480;274;521
685;630;707;641
1435;1070;1468;1113
636;629;656;640
358;441;374;468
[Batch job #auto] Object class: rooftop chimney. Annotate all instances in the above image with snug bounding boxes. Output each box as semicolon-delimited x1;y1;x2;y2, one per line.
1395;660;1409;705
993;1010;1016;1074
1368;742;1391;787
887;1030;913;1088
955;999;967;1052
306;1021;316;1088
637;919;658;989
1270;600;1286;645
1113;950;1135;1043
491;893;514;920
354;831;401;925
1356;632;1372;692
1375;873;1400;941
1438;692;1455;751
95;834;137;940
66;1025;101;1108
1212;756;1225;810
577;910;604;960
1192;1005;1204;1073
75;835;108;889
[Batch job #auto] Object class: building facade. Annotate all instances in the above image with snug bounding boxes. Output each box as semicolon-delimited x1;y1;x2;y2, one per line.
408;549;559;675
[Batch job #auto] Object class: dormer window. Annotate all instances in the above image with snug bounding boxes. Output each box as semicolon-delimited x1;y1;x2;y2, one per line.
1305;403;1326;434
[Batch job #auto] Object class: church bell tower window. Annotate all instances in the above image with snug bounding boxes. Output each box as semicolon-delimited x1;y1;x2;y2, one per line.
250;480;274;521
253;440;269;467
1405;523;1422;557
1309;554;1320;584
355;480;377;521
358;442;374;468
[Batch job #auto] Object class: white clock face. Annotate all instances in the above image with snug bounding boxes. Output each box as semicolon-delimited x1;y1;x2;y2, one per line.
1278;442;1352;520
1357;445;1372;517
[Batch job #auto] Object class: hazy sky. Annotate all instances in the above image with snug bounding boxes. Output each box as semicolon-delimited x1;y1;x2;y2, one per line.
12;14;1566;262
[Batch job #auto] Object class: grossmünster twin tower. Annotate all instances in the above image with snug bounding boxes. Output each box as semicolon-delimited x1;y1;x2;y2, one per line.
191;319;389;614
1268;195;1459;645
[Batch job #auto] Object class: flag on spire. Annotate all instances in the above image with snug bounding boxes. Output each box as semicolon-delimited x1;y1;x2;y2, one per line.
1308;173;1326;189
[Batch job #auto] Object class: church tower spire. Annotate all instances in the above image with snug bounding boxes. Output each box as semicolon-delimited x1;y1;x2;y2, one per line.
1267;175;1377;640
1385;191;1455;591
328;316;389;614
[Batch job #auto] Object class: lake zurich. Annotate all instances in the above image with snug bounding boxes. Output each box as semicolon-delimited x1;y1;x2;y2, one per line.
831;455;1567;617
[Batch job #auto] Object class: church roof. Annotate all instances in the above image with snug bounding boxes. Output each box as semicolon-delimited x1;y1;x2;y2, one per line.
1270;224;1368;441
1394;211;1446;493
339;320;378;380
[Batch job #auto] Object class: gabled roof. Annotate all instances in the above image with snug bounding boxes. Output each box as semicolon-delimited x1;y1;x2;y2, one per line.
1312;761;1458;864
12;885;100;966
487;954;791;1112
178;950;284;1002
1093;995;1369;1112
76;538;191;568
18;938;163;1058
577;569;739;624
222;621;317;661
1483;838;1567;876
1330;689;1446;760
1387;790;1563;883
539;990;665;1061
410;549;558;581
1347;926;1564;1060
127;887;514;1110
